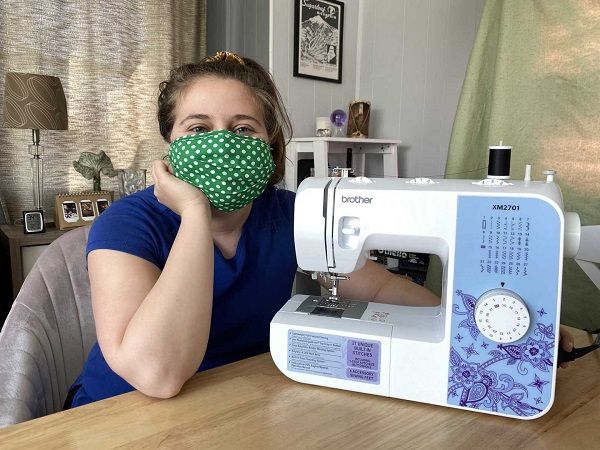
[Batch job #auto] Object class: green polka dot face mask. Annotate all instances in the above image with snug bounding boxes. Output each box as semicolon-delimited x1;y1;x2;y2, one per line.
168;129;275;212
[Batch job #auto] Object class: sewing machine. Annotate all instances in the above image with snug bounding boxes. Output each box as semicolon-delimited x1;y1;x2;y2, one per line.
270;169;585;420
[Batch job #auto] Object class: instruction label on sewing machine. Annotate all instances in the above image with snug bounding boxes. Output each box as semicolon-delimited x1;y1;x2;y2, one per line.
287;330;380;384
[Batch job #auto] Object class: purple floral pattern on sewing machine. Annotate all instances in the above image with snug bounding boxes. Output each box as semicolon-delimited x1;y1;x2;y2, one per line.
447;290;555;417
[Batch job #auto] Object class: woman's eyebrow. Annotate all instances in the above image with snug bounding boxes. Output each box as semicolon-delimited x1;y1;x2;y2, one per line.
178;113;261;126
179;113;210;126
232;114;261;124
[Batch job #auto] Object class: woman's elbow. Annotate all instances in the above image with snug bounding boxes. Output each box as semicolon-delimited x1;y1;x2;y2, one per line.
138;377;184;399
108;356;188;399
133;368;188;399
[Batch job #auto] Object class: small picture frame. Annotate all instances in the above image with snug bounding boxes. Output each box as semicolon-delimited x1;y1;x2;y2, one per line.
293;0;344;83
23;210;45;234
79;199;95;221
62;201;79;223
54;191;113;230
96;198;111;215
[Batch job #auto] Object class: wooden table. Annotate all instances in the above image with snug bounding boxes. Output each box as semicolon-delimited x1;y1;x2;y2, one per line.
0;328;599;448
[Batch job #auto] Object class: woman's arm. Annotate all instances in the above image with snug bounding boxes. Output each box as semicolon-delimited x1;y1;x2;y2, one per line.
318;260;440;306
90;161;214;398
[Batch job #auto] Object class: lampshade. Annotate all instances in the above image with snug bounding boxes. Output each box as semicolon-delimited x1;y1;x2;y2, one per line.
2;72;68;130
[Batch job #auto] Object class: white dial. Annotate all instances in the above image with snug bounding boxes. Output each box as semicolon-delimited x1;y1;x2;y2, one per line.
474;289;530;343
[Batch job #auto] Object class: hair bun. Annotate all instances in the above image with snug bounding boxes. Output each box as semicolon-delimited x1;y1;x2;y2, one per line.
204;51;245;65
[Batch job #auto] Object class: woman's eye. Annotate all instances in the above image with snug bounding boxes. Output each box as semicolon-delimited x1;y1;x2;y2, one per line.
191;126;208;134
233;126;254;135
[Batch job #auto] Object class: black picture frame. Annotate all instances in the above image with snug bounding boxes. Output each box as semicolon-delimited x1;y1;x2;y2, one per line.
293;0;344;83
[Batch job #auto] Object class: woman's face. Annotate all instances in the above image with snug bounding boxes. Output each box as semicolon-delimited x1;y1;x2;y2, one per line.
169;76;268;143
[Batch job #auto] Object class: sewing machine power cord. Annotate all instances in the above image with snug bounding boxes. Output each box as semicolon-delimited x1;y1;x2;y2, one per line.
557;333;600;364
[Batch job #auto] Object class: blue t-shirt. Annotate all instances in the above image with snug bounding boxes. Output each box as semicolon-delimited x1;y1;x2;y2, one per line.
69;186;297;407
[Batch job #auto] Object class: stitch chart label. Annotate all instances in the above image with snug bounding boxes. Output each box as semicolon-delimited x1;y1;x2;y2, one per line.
287;330;380;384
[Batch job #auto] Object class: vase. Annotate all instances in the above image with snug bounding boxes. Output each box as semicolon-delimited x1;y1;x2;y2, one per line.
118;169;147;197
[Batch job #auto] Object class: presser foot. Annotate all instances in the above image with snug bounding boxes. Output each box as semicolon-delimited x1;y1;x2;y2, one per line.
311;272;349;302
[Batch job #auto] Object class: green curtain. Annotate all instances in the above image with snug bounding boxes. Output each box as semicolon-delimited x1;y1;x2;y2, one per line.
446;0;600;330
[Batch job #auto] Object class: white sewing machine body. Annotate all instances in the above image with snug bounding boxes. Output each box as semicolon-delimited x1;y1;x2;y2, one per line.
271;176;573;420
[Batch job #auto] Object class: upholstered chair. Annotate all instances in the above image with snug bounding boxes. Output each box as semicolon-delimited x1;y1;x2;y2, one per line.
0;226;95;428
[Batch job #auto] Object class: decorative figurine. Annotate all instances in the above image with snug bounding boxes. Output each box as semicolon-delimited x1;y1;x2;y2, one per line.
347;100;371;138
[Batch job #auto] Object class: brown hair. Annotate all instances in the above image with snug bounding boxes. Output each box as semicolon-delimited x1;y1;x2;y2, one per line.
157;52;292;186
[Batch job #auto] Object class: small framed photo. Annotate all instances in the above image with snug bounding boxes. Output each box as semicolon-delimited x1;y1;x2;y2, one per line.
23;210;45;234
95;198;111;215
293;0;344;83
54;191;113;230
80;199;95;221
62;201;79;223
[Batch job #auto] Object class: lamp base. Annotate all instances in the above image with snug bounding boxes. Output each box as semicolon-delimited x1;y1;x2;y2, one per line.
29;143;45;211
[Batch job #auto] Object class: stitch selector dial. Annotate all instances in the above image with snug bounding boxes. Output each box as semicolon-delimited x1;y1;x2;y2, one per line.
474;289;530;343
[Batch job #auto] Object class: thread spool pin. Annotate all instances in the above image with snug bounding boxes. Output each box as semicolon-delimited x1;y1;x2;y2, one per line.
524;164;532;182
542;169;556;183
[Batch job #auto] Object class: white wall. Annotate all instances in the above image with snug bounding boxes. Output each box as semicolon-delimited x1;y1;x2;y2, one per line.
357;0;485;177
270;0;485;177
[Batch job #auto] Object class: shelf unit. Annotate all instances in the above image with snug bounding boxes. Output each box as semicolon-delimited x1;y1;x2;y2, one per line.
284;137;402;191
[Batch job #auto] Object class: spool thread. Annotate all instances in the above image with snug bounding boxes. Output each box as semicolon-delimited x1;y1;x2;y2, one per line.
487;146;512;179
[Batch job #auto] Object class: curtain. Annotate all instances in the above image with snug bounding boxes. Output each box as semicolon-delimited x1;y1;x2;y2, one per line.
0;0;206;221
446;0;600;330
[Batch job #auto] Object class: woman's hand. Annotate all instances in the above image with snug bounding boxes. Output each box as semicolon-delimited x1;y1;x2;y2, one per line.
152;160;210;217
559;325;575;368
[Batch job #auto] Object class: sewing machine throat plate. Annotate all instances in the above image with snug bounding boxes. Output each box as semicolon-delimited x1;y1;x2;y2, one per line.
296;295;369;319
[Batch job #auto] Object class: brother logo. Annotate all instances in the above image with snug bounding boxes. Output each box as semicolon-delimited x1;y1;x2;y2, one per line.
341;195;373;204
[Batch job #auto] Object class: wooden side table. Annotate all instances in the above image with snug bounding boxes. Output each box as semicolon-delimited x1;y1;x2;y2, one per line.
0;223;69;324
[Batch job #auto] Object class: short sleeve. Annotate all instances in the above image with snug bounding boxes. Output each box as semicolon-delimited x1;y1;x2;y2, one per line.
86;189;177;269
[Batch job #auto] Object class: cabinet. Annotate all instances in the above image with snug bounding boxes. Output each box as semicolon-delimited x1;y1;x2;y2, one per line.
284;137;402;191
0;224;69;323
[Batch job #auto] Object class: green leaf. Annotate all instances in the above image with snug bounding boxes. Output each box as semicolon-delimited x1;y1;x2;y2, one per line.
101;167;118;177
73;150;117;180
73;161;96;179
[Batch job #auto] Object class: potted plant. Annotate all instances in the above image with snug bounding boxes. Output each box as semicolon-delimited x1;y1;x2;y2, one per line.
73;150;118;191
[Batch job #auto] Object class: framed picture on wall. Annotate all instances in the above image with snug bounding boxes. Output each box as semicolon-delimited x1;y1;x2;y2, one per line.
293;0;344;83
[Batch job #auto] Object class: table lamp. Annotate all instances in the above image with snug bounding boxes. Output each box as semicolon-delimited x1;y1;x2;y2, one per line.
2;72;68;214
